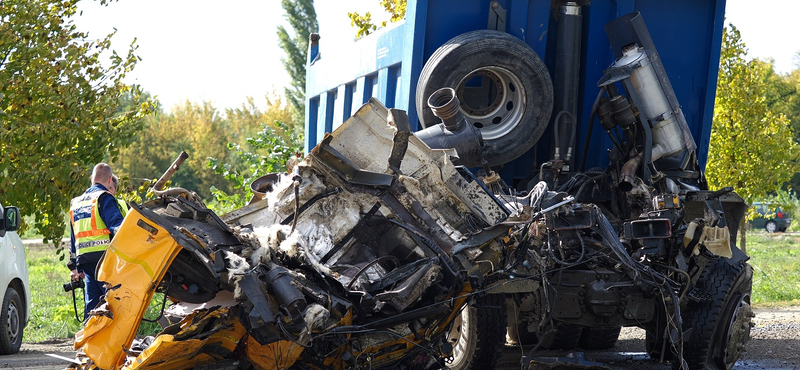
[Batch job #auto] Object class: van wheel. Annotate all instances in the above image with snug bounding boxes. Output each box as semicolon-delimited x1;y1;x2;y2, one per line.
680;259;753;370
445;294;507;370
0;287;24;354
416;30;553;167
765;221;777;233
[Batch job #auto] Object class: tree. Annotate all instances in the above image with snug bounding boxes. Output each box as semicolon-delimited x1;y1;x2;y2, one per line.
225;94;294;143
0;0;153;244
706;25;800;204
113;100;236;200
760;57;800;192
208;94;301;213
112;93;295;208
277;0;318;126
348;0;406;39
208;121;303;213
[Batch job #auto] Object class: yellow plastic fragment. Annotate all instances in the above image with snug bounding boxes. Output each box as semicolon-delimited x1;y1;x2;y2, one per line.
77;207;184;370
122;308;246;370
245;337;305;370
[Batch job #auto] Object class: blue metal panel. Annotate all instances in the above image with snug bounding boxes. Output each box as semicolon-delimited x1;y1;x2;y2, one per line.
573;0;725;171
305;19;408;148
400;0;428;130
314;91;335;148
306;0;726;174
332;84;353;131
305;96;319;150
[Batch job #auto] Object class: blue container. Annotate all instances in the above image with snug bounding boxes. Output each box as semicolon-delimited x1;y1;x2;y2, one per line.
305;0;726;181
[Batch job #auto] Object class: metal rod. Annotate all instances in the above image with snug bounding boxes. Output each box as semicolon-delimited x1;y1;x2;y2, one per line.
152;151;190;198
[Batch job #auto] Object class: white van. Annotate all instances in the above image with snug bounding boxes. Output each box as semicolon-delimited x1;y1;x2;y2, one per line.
0;202;28;355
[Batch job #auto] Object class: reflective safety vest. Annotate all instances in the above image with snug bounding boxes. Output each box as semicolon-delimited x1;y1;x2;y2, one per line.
69;189;113;255
116;198;128;218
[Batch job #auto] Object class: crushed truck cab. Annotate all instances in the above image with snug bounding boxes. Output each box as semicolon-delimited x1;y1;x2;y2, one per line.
71;1;753;370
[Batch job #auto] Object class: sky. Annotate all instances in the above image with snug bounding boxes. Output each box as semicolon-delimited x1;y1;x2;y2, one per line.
73;0;387;111
724;0;799;74
72;0;796;112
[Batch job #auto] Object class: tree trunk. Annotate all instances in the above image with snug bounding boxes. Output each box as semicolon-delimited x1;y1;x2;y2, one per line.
739;217;747;254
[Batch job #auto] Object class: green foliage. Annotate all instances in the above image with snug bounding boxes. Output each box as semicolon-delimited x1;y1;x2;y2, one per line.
277;0;318;125
759;60;798;119
112;95;294;207
775;60;800;191
208;121;304;214
706;25;800;204
138;292;167;337
348;0;407;39
348;11;378;39
0;0;154;245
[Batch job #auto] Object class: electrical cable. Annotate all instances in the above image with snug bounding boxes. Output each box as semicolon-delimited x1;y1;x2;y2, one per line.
142;272;174;323
346;256;401;291
580;89;605;171
70;286;83;323
574;174;606;201
291;178;300;233
275;312;314;349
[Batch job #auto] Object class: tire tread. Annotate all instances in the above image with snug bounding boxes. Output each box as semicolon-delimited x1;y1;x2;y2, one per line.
682;258;752;370
0;287;23;355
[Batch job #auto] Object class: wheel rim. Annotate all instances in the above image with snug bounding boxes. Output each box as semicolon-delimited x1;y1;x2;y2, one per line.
6;299;20;343
456;66;526;141
721;295;753;369
766;222;777;233
446;306;471;367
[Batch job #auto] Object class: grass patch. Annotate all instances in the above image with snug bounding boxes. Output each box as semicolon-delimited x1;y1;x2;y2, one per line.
746;231;800;306
24;244;165;342
25;245;84;341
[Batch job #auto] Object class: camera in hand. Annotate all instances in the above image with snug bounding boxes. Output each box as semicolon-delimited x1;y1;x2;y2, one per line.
63;280;85;292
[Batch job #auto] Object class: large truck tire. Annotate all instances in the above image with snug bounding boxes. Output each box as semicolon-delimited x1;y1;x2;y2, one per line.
578;326;621;350
681;258;753;370
416;30;553;167
536;321;582;350
645;303;673;362
446;294;507;370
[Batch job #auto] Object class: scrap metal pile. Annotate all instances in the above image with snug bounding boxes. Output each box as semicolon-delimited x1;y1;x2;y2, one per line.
71;99;523;370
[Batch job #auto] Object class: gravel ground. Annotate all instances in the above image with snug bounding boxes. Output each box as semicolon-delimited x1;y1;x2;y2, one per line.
3;306;800;369
732;306;800;368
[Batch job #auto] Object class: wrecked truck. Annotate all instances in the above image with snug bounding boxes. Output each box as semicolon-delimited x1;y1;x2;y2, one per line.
70;100;519;370
303;0;752;369
69;1;753;370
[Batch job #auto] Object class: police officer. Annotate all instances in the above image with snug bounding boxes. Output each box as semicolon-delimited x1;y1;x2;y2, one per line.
68;163;124;319
110;174;129;217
